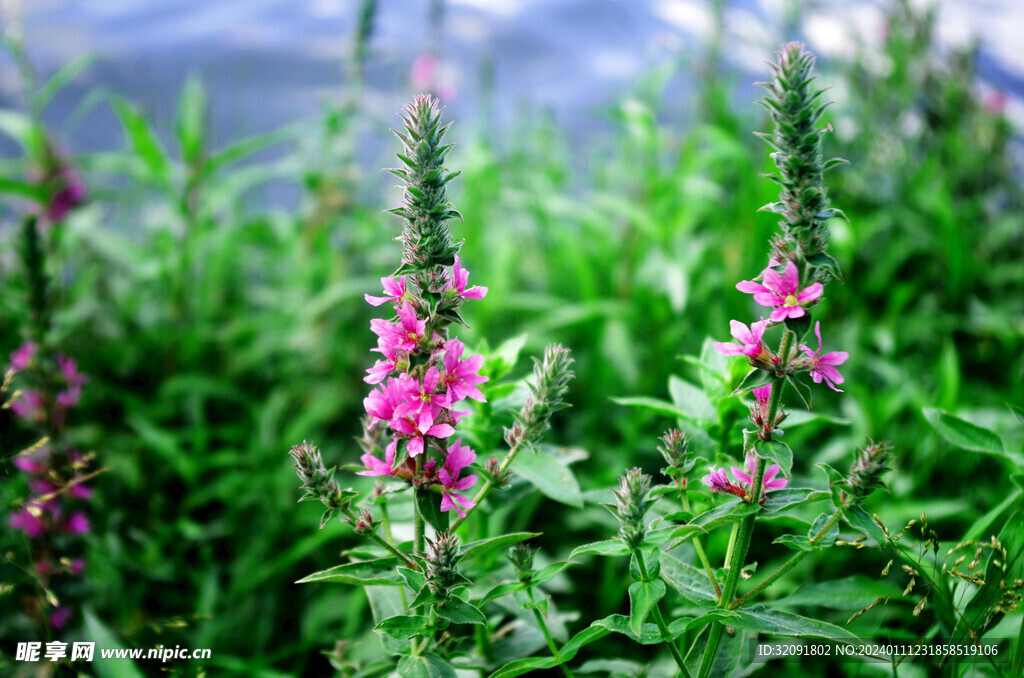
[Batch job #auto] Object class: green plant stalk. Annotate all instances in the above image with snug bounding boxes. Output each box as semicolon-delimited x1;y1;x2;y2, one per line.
681;491;722;599
722;521;740;573
697;457;766;678
526;587;573;678
414;455;426;555
730;508;842;608
636;550;690;678
341;507;417;570
449;436;527;533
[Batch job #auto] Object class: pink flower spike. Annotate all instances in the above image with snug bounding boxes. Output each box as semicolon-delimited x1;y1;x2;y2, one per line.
800;321;849;392
357;439;398;477
9;341;38;372
715;319;769;357
442;338;488;402
365;276;407;307
450;256;488;300
737;262;823;322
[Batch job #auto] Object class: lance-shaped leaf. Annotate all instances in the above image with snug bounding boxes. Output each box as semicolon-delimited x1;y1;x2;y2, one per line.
296;558;403;585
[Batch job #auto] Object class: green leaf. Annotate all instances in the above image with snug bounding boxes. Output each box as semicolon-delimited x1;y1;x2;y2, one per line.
611;396;688;420
777;575;903;610
533;561;576;585
296;558;402;585
397;653;457;678
786;375;813;410
808;512;839;547
923;408;1017;462
480;581;521;606
375;614;431;639
591;613;689;645
706;605;861;643
664;524;709;550
730;368;772;397
689;499;759;531
844;507;887;545
83;610;146;678
511;451;583;507
175;75;207;165
773;534;813;551
1009;402;1024;425
415;487;450;532
461;532;539;562
669;375;716;421
660;552;718;604
436;597;486;625
204;126;294;177
35;54;97;111
570;539;631;559
628;580;666;635
488;626;611;678
110;96;172;187
398;567;425;593
760;488;830;514
753;438;793;476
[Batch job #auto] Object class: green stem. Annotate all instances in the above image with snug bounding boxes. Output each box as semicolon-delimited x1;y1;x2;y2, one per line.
697;458;765;678
723;521;740;573
449;437;527;533
731;508;841;608
414;456;426;556
636;551;690;678
342;507;418;570
682;491;722;599
526;588;573;678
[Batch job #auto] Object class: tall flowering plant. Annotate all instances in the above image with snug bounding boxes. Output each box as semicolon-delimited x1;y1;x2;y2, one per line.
289;96;579;676
3;217;95;634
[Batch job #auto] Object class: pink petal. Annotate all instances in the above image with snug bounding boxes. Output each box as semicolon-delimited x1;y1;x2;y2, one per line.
736;280;768;294
797;282;823;303
730;466;752;485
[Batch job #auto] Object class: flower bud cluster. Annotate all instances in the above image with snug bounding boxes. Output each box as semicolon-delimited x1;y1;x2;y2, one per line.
289;441;353;528
657;429;695;488
508;543;536;584
608;468;655;550
505;344;574;449
425;531;463;603
841;440;895;508
758;42;845;277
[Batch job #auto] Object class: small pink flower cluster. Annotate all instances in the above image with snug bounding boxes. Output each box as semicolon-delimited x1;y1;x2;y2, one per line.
702;453;788;503
6;342;93;628
357;257;489;518
716;261;848;392
8;342;88;425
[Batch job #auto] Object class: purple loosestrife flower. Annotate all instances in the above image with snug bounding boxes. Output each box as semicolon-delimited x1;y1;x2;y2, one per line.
701;466;747;499
364;338;402;384
365;275;408;307
703;456;788;503
753;384;772;405
391;409;456;457
439;439;478;517
394;367;451;419
737;261;823;322
370;302;426;353
357;439;399;477
441;338;488;402
801;321;849;391
448;256;488;300
363;377;407;423
10;341;38;372
715;319;769;358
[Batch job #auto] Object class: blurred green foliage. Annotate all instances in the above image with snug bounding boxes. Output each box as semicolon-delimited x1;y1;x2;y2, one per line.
1;0;1022;674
